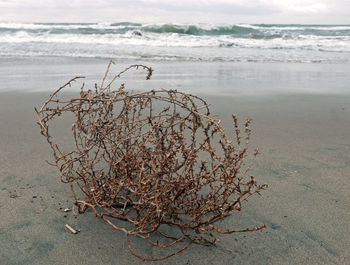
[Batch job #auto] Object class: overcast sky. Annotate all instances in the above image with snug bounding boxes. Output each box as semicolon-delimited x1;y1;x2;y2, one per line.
0;0;349;24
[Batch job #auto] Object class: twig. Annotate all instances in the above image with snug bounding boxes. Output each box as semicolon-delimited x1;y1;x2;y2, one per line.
65;224;78;234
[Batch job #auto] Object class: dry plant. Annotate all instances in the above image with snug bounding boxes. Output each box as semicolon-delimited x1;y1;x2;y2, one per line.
35;61;267;261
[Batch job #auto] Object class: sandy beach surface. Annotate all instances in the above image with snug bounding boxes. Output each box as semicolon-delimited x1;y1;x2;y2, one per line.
0;58;349;265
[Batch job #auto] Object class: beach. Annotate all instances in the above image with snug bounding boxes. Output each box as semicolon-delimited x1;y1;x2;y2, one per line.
0;57;349;264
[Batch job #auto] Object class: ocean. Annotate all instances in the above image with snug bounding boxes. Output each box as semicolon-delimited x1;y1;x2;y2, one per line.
1;22;350;63
0;22;349;95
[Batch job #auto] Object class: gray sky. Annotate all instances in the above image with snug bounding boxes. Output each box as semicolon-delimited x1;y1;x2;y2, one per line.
0;0;349;24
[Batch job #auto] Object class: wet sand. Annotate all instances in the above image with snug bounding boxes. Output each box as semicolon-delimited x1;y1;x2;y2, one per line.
0;88;349;264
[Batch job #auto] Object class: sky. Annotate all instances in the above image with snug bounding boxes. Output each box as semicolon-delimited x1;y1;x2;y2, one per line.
0;0;349;24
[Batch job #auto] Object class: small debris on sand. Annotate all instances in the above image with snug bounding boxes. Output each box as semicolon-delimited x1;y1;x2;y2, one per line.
65;224;78;234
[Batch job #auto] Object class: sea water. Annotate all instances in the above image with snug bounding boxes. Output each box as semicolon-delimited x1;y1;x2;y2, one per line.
0;22;349;95
1;22;350;63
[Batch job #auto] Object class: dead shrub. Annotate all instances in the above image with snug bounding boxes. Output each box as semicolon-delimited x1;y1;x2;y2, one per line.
35;61;266;261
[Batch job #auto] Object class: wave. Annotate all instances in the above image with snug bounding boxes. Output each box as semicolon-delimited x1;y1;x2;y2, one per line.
1;22;349;36
140;24;259;35
0;23;260;36
0;22;349;63
2;29;349;52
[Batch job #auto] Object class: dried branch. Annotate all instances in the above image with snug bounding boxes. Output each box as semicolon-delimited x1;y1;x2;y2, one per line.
36;61;267;261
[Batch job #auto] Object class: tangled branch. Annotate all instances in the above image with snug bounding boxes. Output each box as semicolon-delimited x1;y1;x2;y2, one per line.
35;61;267;261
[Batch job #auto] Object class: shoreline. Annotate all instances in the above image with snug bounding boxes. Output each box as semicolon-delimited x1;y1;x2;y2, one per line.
1;56;350;96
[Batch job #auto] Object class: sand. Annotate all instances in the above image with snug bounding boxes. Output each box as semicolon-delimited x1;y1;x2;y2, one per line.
0;88;349;265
